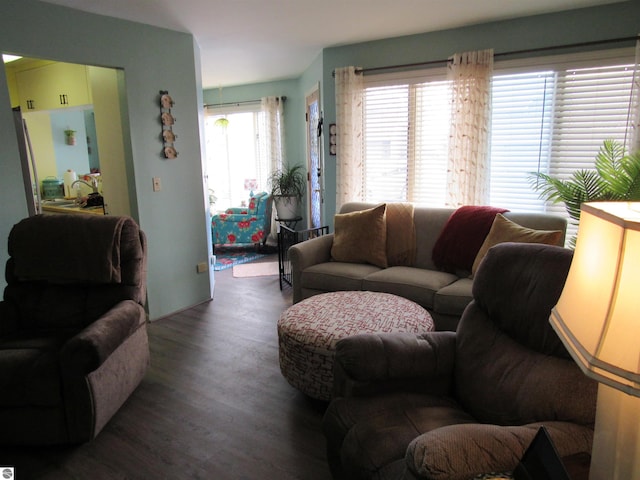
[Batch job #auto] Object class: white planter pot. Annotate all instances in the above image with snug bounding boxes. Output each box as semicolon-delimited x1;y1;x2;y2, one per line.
274;195;300;220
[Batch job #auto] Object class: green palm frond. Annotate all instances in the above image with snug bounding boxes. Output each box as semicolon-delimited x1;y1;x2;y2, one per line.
594;139;639;199
528;169;607;223
530;140;640;225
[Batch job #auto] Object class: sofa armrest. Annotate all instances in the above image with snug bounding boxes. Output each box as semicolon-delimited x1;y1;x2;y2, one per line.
60;300;146;375
289;233;334;303
405;422;593;480
333;331;456;398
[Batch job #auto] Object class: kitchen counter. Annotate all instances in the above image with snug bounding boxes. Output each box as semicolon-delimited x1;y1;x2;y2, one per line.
41;203;105;215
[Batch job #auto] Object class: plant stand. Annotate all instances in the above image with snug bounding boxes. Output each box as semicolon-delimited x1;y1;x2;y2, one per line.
277;224;328;290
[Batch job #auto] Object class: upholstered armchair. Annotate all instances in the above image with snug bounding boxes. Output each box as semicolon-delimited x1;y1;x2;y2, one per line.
323;243;598;480
0;214;149;445
211;192;272;247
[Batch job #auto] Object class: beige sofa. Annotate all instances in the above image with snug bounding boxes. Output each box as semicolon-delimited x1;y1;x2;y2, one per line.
289;202;567;331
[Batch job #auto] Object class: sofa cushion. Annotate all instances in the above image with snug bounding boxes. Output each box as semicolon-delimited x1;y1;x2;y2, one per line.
471;214;564;277
362;266;458;310
301;262;381;293
432;206;508;273
331;203;388;268
433;278;474;317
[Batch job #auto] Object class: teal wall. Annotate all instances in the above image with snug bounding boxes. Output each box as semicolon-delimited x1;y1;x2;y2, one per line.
0;0;211;320
202;78;309;221
206;1;640;229
2;0;638;320
203;53;324;228
50;109;89;176
320;1;640;222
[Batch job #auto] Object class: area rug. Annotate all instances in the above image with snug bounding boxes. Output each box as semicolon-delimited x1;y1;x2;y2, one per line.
213;245;266;271
233;261;279;278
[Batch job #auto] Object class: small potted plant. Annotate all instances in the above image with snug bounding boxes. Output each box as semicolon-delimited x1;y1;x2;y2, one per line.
268;163;306;220
64;129;76;146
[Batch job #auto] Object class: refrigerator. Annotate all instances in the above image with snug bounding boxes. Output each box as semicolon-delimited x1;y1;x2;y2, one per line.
12;106;40;216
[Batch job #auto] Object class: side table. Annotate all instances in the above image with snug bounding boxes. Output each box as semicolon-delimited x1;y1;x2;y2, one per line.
277;224;328;290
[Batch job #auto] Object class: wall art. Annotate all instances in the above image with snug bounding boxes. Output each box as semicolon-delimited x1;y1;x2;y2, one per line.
159;90;178;159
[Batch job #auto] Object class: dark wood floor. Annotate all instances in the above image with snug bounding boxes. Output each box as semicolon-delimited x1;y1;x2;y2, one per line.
0;254;332;480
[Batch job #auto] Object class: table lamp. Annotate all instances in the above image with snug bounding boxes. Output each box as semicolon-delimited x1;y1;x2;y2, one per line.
550;202;640;480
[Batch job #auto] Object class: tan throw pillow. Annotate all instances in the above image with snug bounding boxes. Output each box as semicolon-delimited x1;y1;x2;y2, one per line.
471;214;563;277
331;204;388;268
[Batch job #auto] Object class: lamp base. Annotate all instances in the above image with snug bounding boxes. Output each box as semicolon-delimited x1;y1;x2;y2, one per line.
590;383;640;479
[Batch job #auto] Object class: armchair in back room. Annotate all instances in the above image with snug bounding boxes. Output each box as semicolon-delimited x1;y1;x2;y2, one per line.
211;192;272;248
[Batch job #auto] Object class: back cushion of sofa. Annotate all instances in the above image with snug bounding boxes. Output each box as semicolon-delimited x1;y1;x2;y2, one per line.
338;203;454;270
412;207;455;269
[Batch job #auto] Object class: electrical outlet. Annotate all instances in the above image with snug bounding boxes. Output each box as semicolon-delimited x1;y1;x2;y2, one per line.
152;177;161;192
196;262;208;273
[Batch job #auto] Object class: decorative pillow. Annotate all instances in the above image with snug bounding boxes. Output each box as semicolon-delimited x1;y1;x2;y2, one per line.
432;206;509;273
331;204;388;268
471;213;564;277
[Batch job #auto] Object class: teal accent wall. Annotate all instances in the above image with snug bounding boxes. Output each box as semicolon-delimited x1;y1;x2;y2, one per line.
50;109;89;176
0;0;210;320
2;0;638;320
320;1;640;223
202;53;325;228
206;1;640;229
202;79;308;222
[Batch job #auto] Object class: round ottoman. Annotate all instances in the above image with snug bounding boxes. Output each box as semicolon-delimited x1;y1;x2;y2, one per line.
277;291;434;401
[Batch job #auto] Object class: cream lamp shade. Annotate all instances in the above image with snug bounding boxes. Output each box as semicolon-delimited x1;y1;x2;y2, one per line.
550;201;640;396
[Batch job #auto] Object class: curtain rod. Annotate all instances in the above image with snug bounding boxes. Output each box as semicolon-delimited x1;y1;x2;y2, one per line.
204;96;286;109
333;35;639;77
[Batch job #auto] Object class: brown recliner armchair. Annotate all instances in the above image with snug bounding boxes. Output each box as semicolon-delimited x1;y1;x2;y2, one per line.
0;214;149;445
323;242;598;480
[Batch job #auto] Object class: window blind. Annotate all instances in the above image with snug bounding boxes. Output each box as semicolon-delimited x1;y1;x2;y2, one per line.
490;52;635;241
364;69;449;205
361;48;636;242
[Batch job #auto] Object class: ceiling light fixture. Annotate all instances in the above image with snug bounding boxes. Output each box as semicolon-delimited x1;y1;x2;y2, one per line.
2;54;22;64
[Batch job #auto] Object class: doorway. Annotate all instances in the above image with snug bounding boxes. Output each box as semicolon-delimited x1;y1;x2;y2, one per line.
4;55;132;217
306;87;322;229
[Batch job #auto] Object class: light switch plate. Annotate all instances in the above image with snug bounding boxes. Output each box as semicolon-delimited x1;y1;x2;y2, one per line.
152;177;161;192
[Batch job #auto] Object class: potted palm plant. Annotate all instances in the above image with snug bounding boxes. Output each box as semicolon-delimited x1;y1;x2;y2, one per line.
529;139;640;246
268;163;306;220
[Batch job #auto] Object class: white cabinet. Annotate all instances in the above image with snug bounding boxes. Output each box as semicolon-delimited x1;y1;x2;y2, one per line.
17;62;92;111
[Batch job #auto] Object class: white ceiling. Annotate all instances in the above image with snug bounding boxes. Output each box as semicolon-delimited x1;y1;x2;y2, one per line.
41;0;619;89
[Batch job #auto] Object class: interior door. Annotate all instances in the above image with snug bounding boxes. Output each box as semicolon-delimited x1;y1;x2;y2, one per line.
306;87;322;229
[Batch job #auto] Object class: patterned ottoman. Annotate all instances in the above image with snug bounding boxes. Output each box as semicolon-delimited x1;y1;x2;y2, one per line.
277;291;434;401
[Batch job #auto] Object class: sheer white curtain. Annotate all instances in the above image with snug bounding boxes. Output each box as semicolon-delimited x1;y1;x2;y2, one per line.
627;37;640;154
259;96;285;241
446;49;494;206
335;66;364;209
259;96;285;184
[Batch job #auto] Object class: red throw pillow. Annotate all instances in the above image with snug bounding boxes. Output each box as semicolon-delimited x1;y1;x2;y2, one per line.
432;206;509;273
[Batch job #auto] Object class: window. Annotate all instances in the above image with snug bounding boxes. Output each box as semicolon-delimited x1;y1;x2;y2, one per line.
205;109;270;211
363;71;450;206
362;48;637;233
